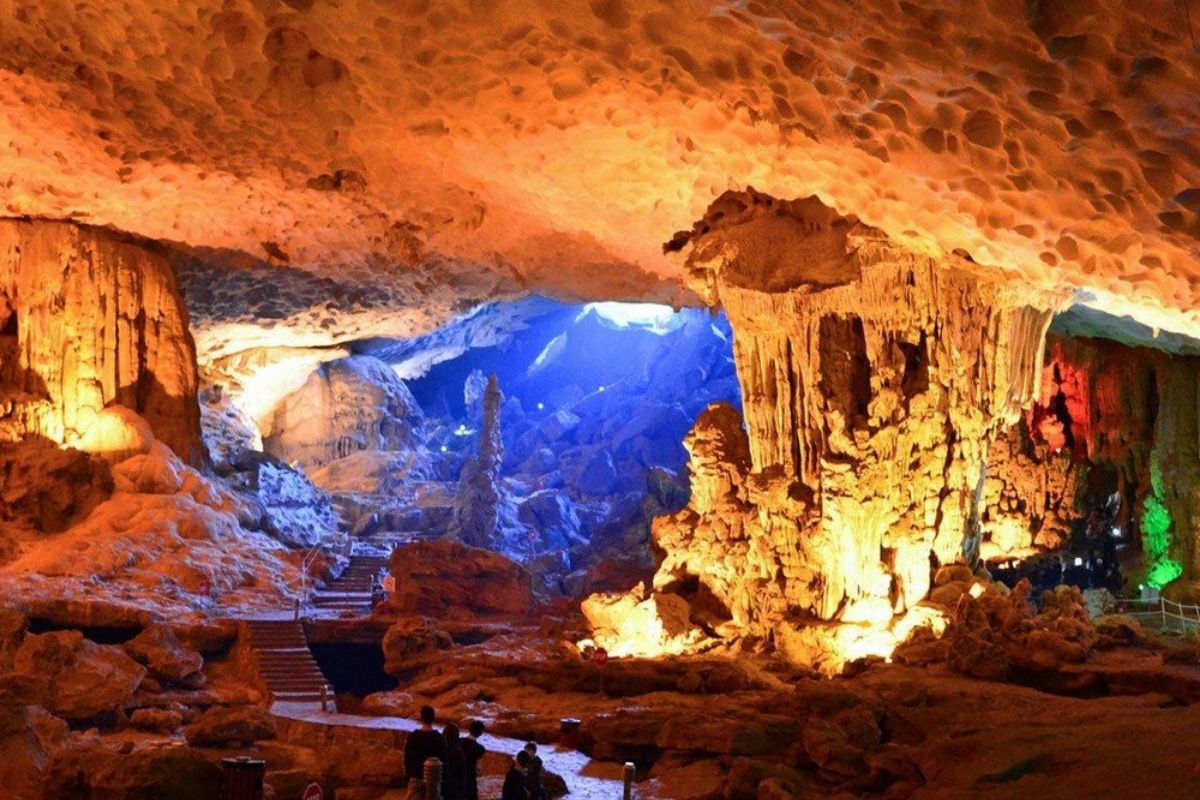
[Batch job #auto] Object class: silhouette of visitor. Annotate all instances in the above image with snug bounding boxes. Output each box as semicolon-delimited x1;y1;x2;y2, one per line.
462;719;487;800
502;751;531;800
524;741;548;800
442;722;467;800
403;705;448;799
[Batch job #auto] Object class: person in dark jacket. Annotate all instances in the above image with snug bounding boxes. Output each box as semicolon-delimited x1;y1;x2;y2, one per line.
523;742;547;800
442;723;467;800
462;719;487;800
501;751;531;800
403;705;447;799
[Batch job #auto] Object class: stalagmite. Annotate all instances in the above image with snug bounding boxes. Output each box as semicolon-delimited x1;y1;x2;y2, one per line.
0;220;203;464
449;374;506;548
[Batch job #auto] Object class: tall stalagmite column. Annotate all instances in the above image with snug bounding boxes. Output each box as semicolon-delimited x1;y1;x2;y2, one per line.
657;191;1064;636
0;219;203;463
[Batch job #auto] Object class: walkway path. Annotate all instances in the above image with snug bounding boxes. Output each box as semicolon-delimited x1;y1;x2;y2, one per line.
271;702;632;799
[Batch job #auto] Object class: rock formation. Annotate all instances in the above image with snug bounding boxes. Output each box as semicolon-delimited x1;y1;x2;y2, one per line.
0;220;203;464
591;192;1064;668
262;355;423;470
387;539;533;620
449;374;507;548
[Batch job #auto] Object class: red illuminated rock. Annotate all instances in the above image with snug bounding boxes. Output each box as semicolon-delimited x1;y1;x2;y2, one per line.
388;540;533;619
11;630;145;721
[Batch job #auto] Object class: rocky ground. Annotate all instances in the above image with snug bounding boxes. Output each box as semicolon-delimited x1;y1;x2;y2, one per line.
3;547;1200;800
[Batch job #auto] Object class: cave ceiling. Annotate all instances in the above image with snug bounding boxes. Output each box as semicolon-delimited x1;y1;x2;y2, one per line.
3;0;1200;360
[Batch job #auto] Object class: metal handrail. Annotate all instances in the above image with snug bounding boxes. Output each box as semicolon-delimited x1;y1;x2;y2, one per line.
296;542;325;620
1113;596;1200;631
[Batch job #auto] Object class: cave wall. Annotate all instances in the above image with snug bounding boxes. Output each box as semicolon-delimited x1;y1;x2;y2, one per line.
0;220;203;464
981;335;1159;558
979;333;1200;590
260;354;423;470
654;191;1062;632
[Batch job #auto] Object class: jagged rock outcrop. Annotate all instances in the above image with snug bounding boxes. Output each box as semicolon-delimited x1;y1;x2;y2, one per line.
597;192;1064;668
388;540;532;620
11;630;146;721
223;451;337;548
977;333;1200;591
261;354;423;470
0;219;203;464
0;440;114;536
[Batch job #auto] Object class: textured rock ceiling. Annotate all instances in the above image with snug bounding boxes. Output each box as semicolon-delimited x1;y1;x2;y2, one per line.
3;0;1200;351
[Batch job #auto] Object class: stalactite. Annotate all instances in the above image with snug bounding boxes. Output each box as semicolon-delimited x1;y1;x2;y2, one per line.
0;219;203;464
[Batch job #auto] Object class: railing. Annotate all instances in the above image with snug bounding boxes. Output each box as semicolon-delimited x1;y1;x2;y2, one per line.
296;542;324;620
1113;596;1200;632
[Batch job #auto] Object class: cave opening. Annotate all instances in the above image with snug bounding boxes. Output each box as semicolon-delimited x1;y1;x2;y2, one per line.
308;641;397;698
282;296;746;591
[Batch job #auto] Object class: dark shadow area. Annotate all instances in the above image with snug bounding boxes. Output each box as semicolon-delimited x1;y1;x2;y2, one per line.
309;641;397;697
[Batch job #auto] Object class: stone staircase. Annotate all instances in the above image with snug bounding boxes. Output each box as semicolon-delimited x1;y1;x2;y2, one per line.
244;619;334;707
311;554;390;613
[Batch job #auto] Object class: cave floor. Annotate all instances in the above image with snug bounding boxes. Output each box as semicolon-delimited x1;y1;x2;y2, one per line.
273;701;633;798
363;619;1200;800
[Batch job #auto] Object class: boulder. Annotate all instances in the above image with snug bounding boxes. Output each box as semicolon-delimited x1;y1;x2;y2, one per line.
928;580;969;607
183;704;276;747
648;758;724;800
44;741;222;799
0;703;69;798
0;440;113;533
389;540;533;619
262;355;423;469
361;690;419;717
518;490;581;549
77;405;155;462
226;451;337;548
12;631;145;720
129;707;184;732
382;618;454;675
124;624;204;683
582;583;707;658
577;448;617;496
0;609;28;670
933;563;974;587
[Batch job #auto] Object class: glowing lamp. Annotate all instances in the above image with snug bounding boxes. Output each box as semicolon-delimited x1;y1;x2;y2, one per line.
1073;557;1083;566
440;445;448;453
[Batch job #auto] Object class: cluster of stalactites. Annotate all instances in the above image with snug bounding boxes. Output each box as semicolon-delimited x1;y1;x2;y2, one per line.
0;219;203;464
661;192;1064;625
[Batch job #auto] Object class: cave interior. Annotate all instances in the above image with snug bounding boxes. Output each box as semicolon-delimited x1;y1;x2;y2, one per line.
4;1;1200;798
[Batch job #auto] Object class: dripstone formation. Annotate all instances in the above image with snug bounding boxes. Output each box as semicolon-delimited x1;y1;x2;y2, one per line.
592;191;1067;668
0;220;203;464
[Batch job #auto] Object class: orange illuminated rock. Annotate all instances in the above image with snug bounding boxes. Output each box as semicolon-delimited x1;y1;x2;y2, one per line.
0;220;203;464
3;0;1199;349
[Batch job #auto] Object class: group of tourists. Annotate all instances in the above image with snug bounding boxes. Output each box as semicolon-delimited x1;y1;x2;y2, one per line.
402;705;549;800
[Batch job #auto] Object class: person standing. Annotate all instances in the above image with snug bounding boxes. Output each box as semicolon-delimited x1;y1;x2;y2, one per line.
404;706;448;799
523;742;548;800
501;751;531;800
461;720;487;800
442;723;467;800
